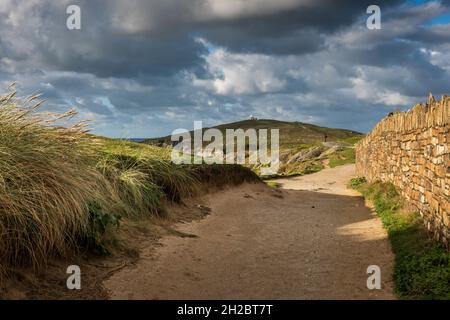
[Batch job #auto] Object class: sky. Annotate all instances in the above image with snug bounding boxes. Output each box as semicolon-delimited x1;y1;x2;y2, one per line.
0;0;449;137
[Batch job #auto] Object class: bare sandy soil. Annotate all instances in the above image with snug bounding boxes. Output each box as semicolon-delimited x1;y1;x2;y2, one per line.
105;164;395;299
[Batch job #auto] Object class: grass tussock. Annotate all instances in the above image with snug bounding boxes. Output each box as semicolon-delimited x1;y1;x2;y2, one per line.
0;91;259;279
190;163;260;187
277;160;324;177
351;178;450;299
0;92;119;269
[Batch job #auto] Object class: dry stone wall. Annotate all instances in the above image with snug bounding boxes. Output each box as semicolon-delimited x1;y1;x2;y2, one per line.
356;94;450;248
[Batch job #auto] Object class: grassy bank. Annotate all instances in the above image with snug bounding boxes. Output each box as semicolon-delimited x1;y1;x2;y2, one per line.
351;178;450;299
0;92;259;281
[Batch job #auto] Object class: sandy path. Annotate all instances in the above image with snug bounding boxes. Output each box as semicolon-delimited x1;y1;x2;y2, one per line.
272;164;360;196
104;164;395;299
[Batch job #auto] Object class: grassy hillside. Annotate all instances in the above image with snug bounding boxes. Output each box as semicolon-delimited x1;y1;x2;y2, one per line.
145;119;364;177
0;92;259;282
146;119;362;146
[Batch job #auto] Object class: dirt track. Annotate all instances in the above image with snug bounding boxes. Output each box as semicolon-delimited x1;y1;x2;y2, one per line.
104;164;395;299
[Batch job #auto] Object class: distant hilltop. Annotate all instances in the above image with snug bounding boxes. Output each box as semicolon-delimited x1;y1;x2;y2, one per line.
144;119;363;147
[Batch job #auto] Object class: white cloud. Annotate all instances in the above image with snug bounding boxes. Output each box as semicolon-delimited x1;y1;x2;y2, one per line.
194;47;287;95
330;1;445;48
346;73;416;106
196;0;311;20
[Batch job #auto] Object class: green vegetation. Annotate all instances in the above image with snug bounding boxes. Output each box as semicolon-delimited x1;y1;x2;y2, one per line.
146;119;364;178
338;135;364;145
86;201;121;255
212;119;362;146
351;179;450;299
266;181;281;189
328;147;356;168
0;92;259;279
349;176;367;189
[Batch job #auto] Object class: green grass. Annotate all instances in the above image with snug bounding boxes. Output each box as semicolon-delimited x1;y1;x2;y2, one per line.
328;147;356;168
351;179;450;299
338;135;364;145
266;181;280;189
349;176;367;189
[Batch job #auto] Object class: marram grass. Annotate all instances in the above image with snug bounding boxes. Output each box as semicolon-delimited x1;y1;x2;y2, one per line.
0;92;119;271
0;90;260;281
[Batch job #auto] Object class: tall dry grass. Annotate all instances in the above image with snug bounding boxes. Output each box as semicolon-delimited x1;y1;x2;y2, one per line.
0;91;119;272
0;89;260;282
95;154;164;217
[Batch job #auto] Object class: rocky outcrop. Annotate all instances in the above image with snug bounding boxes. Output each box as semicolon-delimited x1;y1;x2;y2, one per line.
287;146;324;164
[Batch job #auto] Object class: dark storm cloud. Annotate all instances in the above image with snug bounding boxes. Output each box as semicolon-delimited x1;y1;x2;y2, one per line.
0;0;404;78
0;0;449;137
198;0;404;54
0;1;209;79
338;40;450;94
